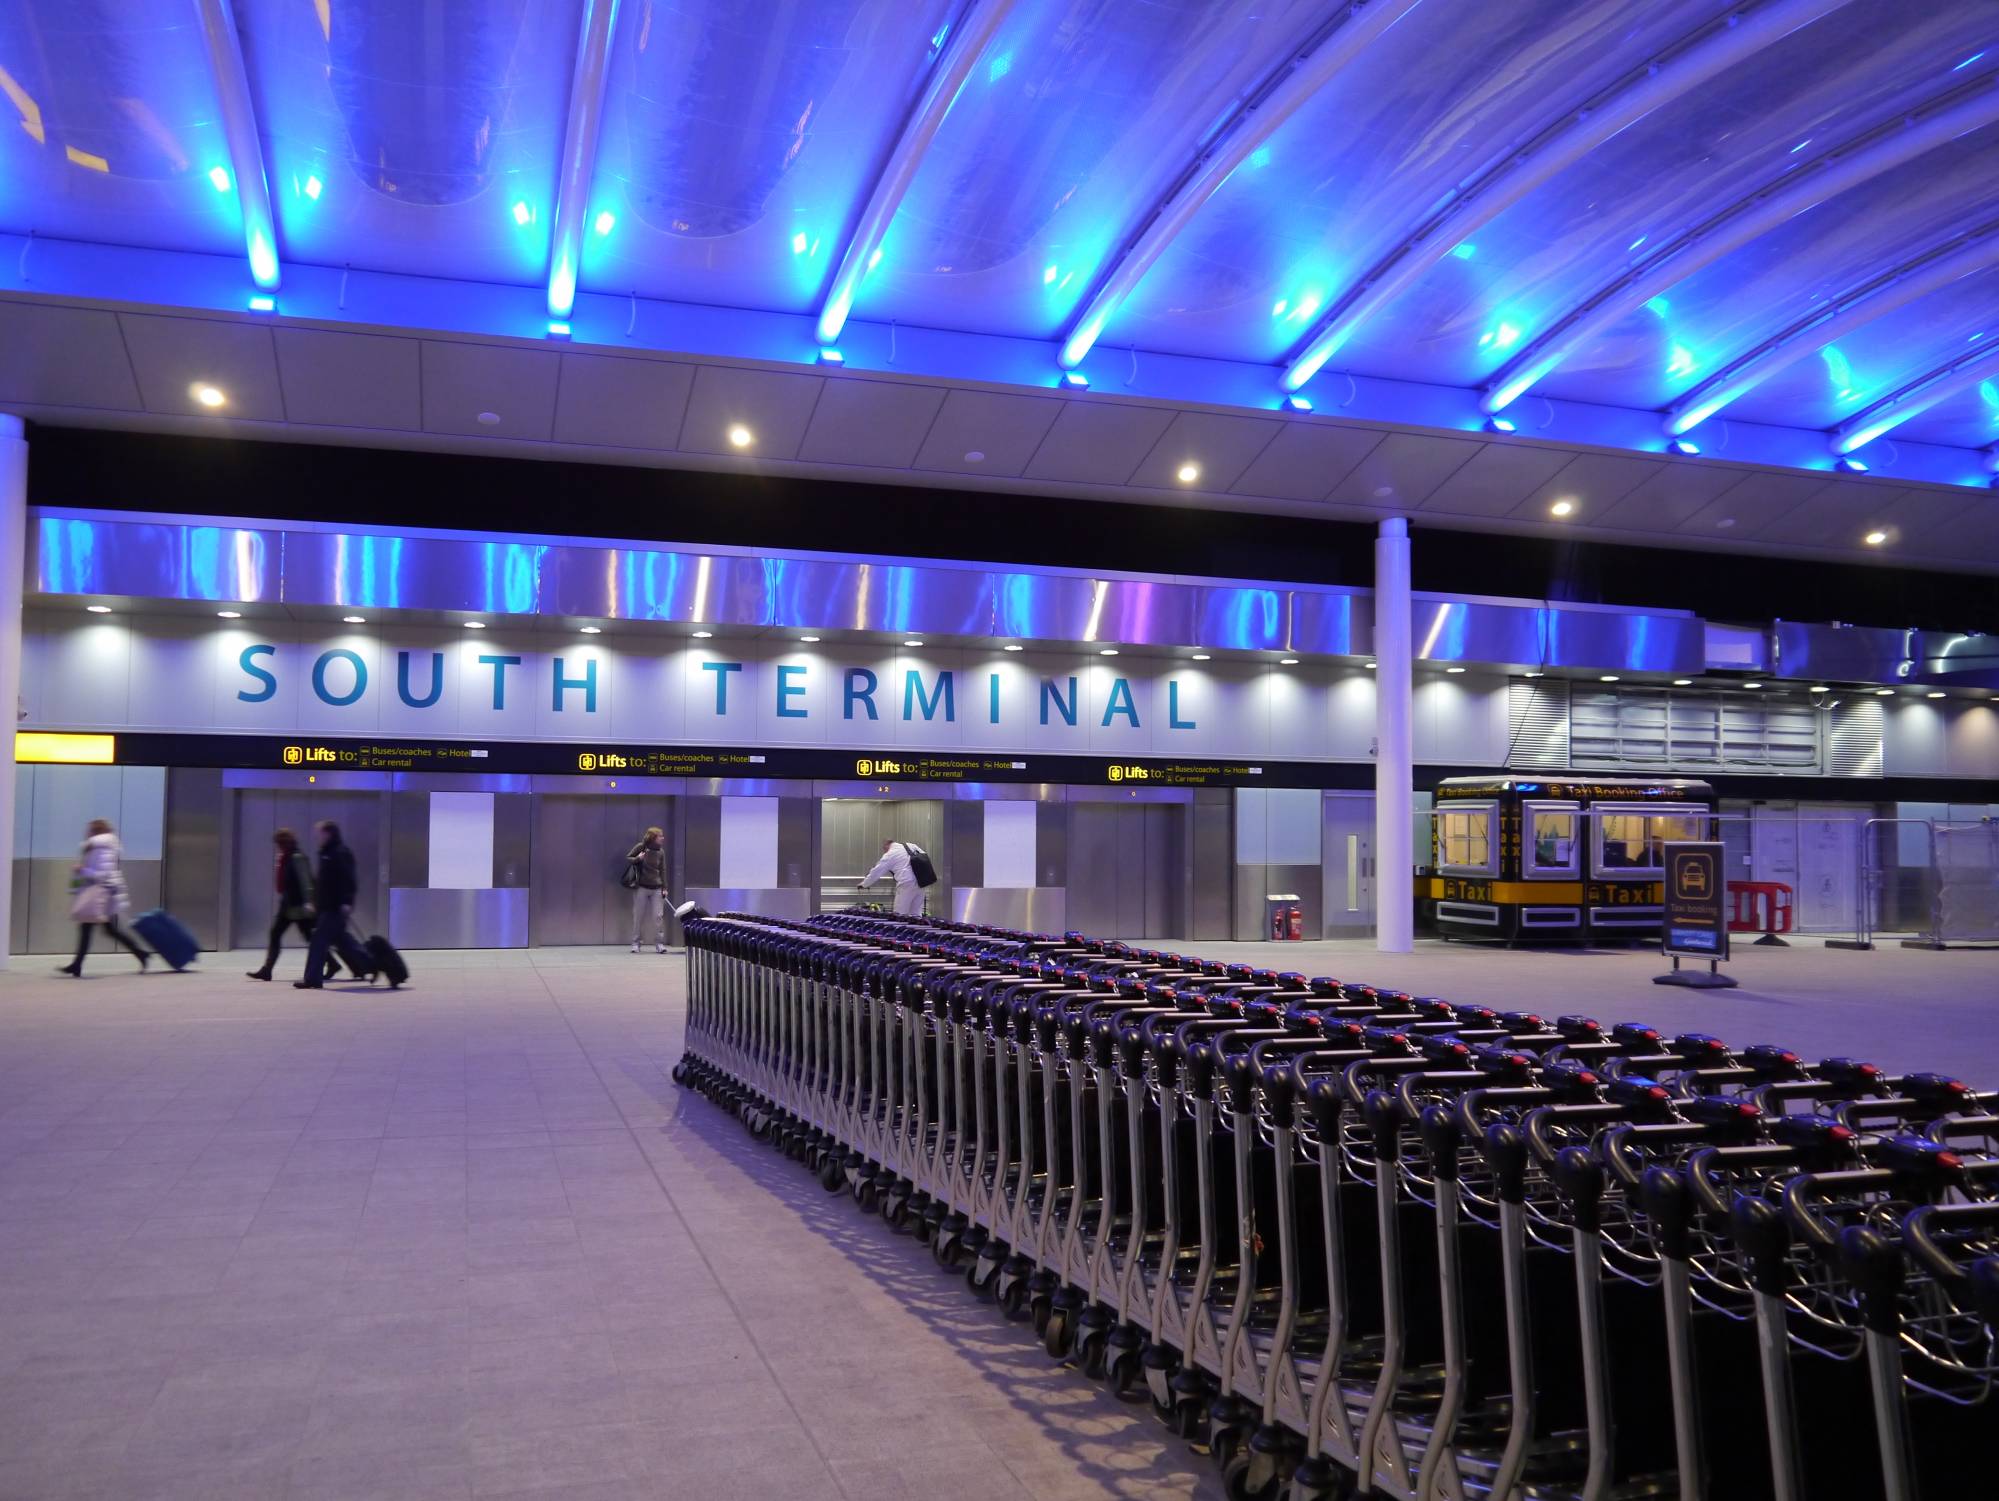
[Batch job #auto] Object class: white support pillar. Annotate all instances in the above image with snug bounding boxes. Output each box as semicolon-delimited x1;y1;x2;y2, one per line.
1374;516;1412;953
0;415;25;969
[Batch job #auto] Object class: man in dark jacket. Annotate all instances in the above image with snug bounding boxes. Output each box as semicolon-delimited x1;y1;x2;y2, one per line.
296;820;360;990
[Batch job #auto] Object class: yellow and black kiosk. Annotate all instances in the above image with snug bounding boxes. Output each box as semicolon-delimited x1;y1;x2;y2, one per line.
1424;775;1715;944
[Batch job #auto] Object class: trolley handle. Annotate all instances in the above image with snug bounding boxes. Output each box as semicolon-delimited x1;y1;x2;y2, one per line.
1422;1104;1464;1182
1901;1203;1999;1305
1339;1051;1429;1108
1780;1146;1964;1250
1640;1166;1694;1259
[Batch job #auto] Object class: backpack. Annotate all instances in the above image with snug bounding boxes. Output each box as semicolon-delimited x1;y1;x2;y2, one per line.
903;842;938;889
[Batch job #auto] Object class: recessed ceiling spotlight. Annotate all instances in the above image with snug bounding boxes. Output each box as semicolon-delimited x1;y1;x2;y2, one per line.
1927;691;1947;699
726;424;753;448
1176;463;1201;484
579;625;602;634
477;411;501;426
1741;680;1761;689
1003;644;1024;652
903;639;923;647
1373;485;1394;498
463;620;487;630
1863;529;1888;546
692;630;714;639
342;615;366;624
964;450;985;463
1600;674;1620;682
85;604;112;614
1099;648;1119;656
1875;687;1895;695
1279;657;1299;666
1716;517;1736;529
1809;685;1829;693
1191;652;1211;661
1523;670;1544;678
800;635;821;643
1364;661;1377;669
216;610;242;619
1672;678;1692;686
191;383;226;408
1550;499;1575;517
1445;666;1466;674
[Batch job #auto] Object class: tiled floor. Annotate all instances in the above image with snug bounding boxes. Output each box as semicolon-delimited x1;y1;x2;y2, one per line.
5;935;1997;1501
0;947;1221;1501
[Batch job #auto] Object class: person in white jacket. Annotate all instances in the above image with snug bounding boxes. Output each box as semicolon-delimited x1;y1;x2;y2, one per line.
862;838;926;917
60;820;151;976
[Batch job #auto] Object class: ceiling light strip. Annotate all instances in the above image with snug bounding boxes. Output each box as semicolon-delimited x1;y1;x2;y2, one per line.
1831;342;1999;455
814;0;1019;347
1055;0;1425;371
1480;74;1999;415
1280;0;1857;393
546;0;623;321
192;0;280;290
1666;219;1999;434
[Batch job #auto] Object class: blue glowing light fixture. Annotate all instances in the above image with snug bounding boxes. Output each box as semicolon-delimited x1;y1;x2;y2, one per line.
1282;394;1313;413
247;294;275;313
1061;371;1090;391
816;348;845;366
1835;455;1869;473
1831;343;1999;455
545;0;621;320
1484;415;1517;434
193;0;281;290
815;0;1020;348
1667;437;1700;456
546;321;572;340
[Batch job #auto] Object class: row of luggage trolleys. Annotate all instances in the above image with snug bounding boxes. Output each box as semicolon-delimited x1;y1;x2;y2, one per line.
670;911;1999;1501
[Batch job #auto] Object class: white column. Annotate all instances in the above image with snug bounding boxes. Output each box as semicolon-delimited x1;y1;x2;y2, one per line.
0;415;25;969
1374;516;1413;953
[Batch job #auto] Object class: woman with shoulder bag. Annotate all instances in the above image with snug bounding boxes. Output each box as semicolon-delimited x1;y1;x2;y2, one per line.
59;819;151;976
625;825;668;954
248;828;342;983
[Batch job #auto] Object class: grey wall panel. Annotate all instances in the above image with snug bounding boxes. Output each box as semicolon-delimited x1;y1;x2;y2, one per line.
687;887;814;920
776;798;816;888
1036;801;1067;888
683;797;722;887
389;887;530;948
163;767;225;951
388;791;428;888
1191;790;1232;941
494;794;532;886
952;888;1066;931
1234;863;1323;941
950;800;984;890
1066;805;1123;938
530;794;613;945
9;855;27;955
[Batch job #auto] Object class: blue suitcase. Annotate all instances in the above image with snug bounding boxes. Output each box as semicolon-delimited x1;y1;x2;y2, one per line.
131;908;199;971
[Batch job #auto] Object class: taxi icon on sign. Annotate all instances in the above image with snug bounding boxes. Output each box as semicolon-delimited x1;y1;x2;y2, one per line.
1677;859;1710;899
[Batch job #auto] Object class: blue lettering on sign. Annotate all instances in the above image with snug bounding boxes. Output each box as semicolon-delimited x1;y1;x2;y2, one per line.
844;668;878;721
1040;676;1077;727
1101;676;1139;728
1168;680;1196;730
397;651;444;709
311;648;367;707
904;669;954;722
552;657;597;713
701;660;742;715
237;643;277;703
776;664;807;719
478;654;522;710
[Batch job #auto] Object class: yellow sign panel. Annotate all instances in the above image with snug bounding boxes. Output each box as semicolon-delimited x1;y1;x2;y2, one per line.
15;732;116;765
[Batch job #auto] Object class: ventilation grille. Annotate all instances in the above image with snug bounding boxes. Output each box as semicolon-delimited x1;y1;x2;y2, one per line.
1828;696;1884;778
1568;686;1823;773
1507;679;1570;770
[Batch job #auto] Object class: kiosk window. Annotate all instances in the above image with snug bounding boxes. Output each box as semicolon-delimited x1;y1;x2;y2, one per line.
1527;807;1578;874
1596;808;1707;874
1438;806;1494;873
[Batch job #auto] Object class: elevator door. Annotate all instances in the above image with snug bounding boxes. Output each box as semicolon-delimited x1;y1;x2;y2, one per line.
231;789;386;948
1067;803;1184;939
819;799;946;911
529;795;674;945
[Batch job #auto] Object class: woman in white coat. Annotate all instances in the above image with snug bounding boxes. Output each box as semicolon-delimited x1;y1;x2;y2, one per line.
60;819;151;976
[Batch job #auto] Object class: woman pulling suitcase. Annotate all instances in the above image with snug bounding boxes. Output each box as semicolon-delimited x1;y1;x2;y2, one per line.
58;818;151;976
247;828;345;983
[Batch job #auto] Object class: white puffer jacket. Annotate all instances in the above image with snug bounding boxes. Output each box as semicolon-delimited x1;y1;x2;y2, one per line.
70;832;130;924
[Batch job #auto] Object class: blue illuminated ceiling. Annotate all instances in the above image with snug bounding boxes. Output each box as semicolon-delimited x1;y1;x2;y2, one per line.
2;0;1997;522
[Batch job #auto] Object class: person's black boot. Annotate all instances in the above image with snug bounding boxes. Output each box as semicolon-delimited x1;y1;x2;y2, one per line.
247;968;272;981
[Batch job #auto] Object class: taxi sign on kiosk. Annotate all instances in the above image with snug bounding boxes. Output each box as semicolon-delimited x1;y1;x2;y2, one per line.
1654;841;1737;989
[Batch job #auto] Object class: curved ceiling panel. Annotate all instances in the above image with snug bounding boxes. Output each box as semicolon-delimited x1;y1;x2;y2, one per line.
1100;0;1722;365
1890;373;1999;450
0;0;238;256
1725;263;1999;432
577;0;959;312
239;0;580;285
851;0;1329;341
1310;0;1996;392
1533;126;1999;413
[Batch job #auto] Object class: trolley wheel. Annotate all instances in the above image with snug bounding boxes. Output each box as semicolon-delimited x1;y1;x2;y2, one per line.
1207;1398;1256;1471
996;1274;1030;1320
965;1250;1001;1298
669;1062;688;1086
1283;1457;1353;1501
1223;1451;1284;1501
817;1157;846;1193
1105;1344;1144;1400
855;1178;880;1213
1041;1303;1074;1360
935;1232;966;1269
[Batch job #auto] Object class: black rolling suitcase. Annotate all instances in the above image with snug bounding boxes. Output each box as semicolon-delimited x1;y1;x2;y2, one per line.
364;935;409;989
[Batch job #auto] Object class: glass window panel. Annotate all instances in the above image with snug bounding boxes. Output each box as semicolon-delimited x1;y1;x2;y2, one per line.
1528;807;1577;874
1438;807;1493;872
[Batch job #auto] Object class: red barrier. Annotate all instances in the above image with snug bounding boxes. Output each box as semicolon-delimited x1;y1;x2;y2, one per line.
1727;881;1793;945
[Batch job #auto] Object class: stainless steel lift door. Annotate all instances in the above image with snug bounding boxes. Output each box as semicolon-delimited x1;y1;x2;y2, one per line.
529;794;676;946
231;788;388;945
